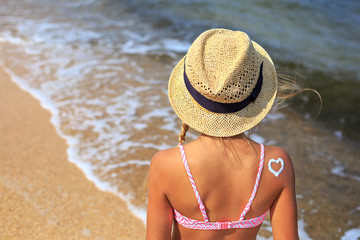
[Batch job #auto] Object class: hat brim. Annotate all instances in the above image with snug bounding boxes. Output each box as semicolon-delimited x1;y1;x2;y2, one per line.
168;40;277;137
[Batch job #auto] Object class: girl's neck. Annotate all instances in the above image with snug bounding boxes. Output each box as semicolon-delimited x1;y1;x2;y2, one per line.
198;133;252;145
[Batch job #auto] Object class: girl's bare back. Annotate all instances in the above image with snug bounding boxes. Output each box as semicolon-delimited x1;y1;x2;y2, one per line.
146;136;298;239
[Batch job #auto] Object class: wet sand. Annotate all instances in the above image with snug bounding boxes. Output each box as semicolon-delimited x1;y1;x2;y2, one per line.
0;67;145;239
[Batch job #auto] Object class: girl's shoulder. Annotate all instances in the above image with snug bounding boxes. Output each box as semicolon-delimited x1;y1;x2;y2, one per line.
148;146;184;185
262;144;295;187
150;146;181;167
263;145;291;162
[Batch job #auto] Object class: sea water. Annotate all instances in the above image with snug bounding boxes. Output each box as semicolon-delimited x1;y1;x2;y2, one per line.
0;0;359;239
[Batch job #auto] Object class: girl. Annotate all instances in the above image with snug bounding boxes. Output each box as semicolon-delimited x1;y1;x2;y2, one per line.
146;29;300;240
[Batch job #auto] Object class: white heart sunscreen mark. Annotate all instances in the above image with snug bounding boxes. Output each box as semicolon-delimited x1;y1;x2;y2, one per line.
268;158;284;177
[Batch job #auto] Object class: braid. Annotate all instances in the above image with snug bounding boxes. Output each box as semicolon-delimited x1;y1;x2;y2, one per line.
178;122;189;144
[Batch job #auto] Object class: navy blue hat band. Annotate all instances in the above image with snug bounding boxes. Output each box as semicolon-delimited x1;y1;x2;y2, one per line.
184;62;263;114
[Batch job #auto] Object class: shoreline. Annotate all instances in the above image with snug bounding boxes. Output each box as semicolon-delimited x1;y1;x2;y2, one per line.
0;67;145;239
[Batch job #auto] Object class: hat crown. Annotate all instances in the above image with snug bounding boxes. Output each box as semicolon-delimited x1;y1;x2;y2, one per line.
185;29;261;103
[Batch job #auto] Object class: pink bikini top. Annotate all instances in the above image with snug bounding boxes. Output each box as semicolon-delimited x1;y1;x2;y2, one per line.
173;143;268;230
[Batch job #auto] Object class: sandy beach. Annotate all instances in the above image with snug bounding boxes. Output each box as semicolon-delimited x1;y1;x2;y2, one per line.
0;67;145;239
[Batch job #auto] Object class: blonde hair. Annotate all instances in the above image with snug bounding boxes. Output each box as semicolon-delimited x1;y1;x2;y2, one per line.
178;122;189;144
277;73;322;117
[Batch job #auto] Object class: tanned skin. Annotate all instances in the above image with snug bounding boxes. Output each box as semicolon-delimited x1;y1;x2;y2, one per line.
146;135;299;240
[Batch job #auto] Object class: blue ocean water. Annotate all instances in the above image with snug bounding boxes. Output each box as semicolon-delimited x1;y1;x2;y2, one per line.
119;0;359;72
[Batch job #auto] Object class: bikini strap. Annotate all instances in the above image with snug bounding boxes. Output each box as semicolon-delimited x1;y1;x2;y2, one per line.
239;144;265;220
178;144;209;222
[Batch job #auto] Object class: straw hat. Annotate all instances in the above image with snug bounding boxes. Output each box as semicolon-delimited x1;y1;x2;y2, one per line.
168;29;277;137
